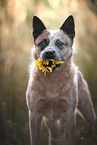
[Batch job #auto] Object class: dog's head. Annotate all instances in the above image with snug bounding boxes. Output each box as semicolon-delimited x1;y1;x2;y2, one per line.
32;15;75;72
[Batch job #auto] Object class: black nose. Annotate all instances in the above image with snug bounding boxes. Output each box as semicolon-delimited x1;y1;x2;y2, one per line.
43;50;55;59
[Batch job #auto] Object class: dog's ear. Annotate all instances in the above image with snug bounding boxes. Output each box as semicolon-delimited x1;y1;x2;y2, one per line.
60;15;75;39
32;16;46;41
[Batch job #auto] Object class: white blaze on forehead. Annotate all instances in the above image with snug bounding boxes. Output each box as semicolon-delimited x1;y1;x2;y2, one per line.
48;30;59;36
48;29;72;44
48;30;61;40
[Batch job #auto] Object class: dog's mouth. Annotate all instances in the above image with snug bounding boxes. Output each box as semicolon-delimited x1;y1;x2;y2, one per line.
35;59;64;76
44;60;62;72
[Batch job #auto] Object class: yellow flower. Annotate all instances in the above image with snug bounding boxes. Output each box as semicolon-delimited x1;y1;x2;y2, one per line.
35;59;64;76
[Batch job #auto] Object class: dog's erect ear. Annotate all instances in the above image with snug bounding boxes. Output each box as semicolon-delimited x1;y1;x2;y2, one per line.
60;15;75;39
32;16;46;41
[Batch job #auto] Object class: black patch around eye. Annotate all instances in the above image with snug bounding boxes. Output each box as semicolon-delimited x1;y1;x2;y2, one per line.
55;39;67;50
38;39;48;50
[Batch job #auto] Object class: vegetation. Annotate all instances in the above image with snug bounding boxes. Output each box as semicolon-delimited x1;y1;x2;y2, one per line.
0;0;97;144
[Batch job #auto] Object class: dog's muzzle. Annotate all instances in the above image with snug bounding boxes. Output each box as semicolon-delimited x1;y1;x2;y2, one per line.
42;50;56;59
41;50;64;72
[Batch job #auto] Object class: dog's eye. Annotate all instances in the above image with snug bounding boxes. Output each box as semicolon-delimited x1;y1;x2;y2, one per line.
39;41;46;47
58;42;64;46
38;39;47;50
40;42;45;46
56;40;66;50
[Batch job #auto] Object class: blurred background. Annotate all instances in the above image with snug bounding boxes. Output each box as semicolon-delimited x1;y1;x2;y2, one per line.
0;0;97;145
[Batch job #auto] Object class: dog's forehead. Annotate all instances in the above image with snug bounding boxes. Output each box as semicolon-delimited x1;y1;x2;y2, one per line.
35;29;70;45
48;30;65;40
48;30;71;43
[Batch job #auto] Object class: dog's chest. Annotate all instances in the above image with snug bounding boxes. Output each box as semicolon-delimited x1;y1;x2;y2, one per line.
40;73;70;98
32;72;75;119
35;97;69;119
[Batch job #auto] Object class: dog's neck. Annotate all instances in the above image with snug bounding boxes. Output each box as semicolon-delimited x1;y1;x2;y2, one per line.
29;57;76;98
34;57;75;83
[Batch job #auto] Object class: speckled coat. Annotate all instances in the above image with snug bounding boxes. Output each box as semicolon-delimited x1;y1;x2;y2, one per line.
26;16;96;145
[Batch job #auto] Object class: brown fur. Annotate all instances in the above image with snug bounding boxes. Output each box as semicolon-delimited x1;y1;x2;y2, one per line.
26;16;96;145
35;29;49;45
32;29;49;60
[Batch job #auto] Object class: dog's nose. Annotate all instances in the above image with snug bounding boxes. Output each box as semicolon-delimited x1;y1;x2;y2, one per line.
43;50;55;59
46;50;55;57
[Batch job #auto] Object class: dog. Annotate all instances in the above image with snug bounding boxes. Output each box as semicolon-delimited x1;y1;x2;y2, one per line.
26;15;96;145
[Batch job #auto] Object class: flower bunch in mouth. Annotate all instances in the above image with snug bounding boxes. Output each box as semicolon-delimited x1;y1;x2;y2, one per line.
35;59;64;76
